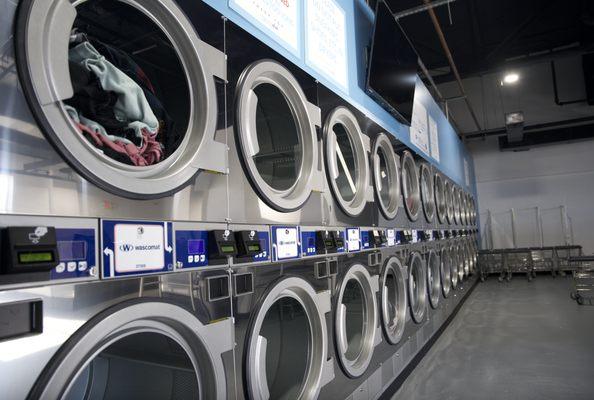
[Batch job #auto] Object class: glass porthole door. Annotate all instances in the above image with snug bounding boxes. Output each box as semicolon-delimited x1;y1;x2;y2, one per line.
408;252;427;323
380;257;407;345
16;0;227;198
435;173;447;224
420;163;435;222
372;134;400;220
445;180;454;225
324;107;371;217
235;60;323;212
426;250;441;309
401;151;421;222
440;248;452;298
245;277;331;400
335;264;379;378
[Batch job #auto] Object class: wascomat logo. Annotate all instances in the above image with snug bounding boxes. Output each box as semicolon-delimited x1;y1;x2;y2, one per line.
119;243;161;252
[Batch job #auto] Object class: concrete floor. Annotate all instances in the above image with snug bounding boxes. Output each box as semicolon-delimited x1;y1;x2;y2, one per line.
391;276;594;400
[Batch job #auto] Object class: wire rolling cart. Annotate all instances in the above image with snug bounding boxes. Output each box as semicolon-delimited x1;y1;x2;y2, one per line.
569;256;594;305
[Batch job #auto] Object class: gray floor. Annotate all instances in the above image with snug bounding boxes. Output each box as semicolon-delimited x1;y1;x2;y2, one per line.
392;276;594;400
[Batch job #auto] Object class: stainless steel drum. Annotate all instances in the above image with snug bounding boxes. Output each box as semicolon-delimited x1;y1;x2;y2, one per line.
401;151;421;222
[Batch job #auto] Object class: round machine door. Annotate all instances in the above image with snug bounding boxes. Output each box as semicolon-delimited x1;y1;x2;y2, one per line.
245;277;330;400
335;264;378;378
324;107;371;217
444;180;454;225
236;60;321;212
29;301;229;400
456;245;465;282
15;0;226;199
434;173;447;224
380;256;407;345
426;250;441;309
408;252;427;323
419;163;435;222
453;187;461;225
450;247;459;290
372;134;401;220
440;248;452;298
460;193;467;225
401;151;421;222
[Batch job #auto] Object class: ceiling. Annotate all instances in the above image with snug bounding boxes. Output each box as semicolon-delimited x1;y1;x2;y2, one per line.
383;0;594;141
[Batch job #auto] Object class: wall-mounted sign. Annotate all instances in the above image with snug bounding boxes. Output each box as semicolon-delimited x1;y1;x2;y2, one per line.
101;220;173;279
230;0;300;55
429;115;440;162
410;100;429;156
305;0;348;89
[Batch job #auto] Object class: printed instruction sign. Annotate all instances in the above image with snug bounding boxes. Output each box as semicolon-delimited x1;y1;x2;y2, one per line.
101;220;174;279
410;101;430;156
273;226;299;260
305;0;348;89
346;228;361;252
230;0;300;55
429;115;440;162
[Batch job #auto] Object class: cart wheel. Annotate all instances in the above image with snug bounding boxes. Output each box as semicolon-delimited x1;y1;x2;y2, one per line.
570;292;577;300
527;275;533;282
506;275;512;282
577;297;585;305
480;276;486;282
498;276;503;282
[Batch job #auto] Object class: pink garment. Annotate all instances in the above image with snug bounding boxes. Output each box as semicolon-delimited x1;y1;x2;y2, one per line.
75;123;163;166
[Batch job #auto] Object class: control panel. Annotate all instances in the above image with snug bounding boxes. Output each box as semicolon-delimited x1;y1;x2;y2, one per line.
234;229;270;263
0;215;98;288
370;229;387;248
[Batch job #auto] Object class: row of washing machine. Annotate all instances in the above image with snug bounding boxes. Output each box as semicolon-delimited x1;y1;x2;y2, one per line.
0;0;479;399
1;0;475;231
0;223;478;400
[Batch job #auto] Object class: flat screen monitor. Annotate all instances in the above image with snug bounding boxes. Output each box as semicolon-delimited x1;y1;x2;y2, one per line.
366;1;418;125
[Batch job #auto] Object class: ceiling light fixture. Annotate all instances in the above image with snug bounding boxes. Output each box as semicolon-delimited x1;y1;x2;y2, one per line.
501;73;520;85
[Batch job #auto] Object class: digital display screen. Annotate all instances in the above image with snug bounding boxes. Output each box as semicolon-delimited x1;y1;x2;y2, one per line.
18;251;54;264
308;237;316;248
57;240;86;261
248;244;261;252
366;1;418;124
336;239;344;247
324;239;334;248
188;239;205;255
220;245;236;254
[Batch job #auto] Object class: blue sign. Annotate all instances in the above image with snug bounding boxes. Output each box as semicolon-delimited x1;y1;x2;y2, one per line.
101;220;174;279
361;230;371;250
51;228;96;280
301;231;317;257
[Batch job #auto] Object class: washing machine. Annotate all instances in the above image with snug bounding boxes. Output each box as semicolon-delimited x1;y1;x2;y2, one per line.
4;0;230;221
444;180;455;226
317;249;383;399
434;172;448;229
439;242;453;298
0;216;237;400
452;186;462;227
224;22;327;227
229;249;336;400
318;85;376;228
419;162;436;227
371;132;403;229
400;151;422;227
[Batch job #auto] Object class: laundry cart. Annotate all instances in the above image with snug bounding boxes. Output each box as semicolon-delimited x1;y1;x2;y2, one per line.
554;246;583;275
505;248;535;281
478;250;507;282
530;247;554;276
570;256;594;305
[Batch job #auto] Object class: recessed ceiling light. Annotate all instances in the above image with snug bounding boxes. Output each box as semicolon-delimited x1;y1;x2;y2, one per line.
502;73;520;85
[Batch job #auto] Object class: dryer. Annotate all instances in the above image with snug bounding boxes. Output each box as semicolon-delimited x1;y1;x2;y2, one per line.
318;86;376;227
444;180;455;226
224;22;326;226
419;162;436;226
5;0;229;221
318;251;383;399
401;151;422;227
